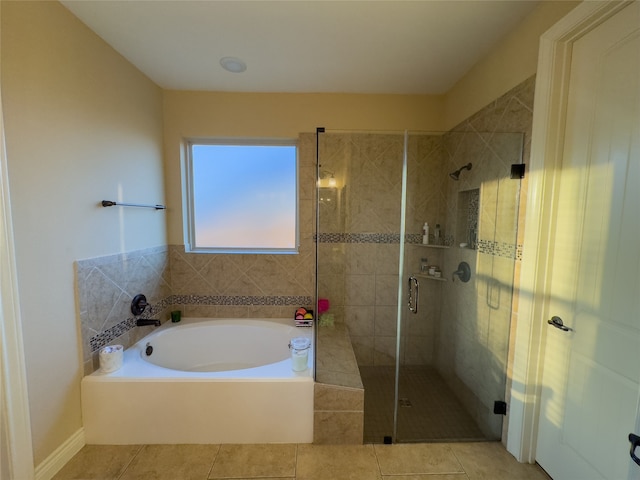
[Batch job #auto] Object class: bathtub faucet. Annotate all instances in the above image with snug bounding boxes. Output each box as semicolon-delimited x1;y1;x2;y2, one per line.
136;319;160;327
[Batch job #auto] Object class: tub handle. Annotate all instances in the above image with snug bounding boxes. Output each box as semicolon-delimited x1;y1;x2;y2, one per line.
131;294;149;315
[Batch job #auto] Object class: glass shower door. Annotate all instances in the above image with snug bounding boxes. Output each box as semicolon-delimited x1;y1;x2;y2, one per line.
395;131;461;442
395;131;523;443
315;130;406;443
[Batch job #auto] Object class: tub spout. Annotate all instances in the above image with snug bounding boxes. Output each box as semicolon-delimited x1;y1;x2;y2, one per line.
136;319;160;327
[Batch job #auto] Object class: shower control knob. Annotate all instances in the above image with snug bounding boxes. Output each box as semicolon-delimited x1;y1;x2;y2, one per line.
451;262;471;282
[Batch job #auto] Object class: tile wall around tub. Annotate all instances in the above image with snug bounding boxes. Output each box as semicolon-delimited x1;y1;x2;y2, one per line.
76;245;172;375
167;244;314;318
77;244;315;375
77;133;317;375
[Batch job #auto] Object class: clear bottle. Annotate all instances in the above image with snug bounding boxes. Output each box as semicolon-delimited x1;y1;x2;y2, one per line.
420;257;429;273
290;337;311;372
434;224;441;244
422;223;429;244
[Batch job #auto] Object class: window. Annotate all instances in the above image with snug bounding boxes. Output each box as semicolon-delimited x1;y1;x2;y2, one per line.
185;139;298;254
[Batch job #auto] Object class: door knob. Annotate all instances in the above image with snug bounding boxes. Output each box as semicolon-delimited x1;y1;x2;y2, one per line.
547;316;573;331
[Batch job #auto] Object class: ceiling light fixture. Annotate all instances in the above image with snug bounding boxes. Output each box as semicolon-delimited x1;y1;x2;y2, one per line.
220;57;247;73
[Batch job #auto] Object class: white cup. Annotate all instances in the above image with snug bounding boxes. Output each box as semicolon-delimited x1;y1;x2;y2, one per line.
99;344;123;373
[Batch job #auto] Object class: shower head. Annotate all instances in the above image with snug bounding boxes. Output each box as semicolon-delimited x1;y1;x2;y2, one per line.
449;163;472;181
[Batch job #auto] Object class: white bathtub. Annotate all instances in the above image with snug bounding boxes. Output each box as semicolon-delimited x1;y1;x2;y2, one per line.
81;318;314;444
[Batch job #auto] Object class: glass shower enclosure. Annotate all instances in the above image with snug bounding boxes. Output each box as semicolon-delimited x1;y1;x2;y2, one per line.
315;129;523;443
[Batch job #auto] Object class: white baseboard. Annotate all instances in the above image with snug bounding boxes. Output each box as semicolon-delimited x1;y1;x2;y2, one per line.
34;428;85;480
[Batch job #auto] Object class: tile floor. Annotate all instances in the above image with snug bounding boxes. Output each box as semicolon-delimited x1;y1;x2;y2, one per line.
52;441;552;480
360;366;487;443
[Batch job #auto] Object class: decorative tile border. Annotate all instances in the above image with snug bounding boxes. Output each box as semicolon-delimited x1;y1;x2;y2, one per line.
317;232;453;246
404;233;422;244
516;244;524;261
317;232;518;258
477;239;523;260
89;318;136;352
409;233;454;247
172;294;313;306
468;189;479;234
317;232;401;244
88;294;313;353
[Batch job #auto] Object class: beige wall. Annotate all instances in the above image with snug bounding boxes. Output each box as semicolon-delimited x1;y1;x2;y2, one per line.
1;0;164;465
443;0;579;130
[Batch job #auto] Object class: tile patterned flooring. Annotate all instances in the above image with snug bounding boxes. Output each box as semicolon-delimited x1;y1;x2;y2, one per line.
52;442;552;480
361;366;487;443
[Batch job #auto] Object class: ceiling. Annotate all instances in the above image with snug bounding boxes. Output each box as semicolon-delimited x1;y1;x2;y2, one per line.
61;0;540;95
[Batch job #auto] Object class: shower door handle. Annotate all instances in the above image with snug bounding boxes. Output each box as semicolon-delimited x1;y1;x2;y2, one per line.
408;276;419;314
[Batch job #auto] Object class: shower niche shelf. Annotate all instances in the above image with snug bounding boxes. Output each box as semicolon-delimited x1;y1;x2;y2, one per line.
412;244;449;249
413;273;447;282
457;188;480;250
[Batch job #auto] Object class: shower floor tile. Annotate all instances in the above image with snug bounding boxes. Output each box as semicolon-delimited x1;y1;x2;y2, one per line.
360;365;487;443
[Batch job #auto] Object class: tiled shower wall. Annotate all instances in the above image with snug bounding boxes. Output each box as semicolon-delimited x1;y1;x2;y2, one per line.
437;75;536;440
316;132;447;367
77;133;317;375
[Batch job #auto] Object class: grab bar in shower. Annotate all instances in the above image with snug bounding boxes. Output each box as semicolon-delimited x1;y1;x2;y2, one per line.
408;276;419;314
101;200;166;210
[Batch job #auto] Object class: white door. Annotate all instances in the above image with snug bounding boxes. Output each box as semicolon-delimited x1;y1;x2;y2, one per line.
535;2;640;479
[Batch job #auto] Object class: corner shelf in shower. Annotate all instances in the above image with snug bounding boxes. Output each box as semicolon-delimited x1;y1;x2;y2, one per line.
413;273;447;282
411;244;450;249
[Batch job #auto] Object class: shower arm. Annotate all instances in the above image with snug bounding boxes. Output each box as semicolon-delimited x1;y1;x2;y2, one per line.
449;162;473;181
